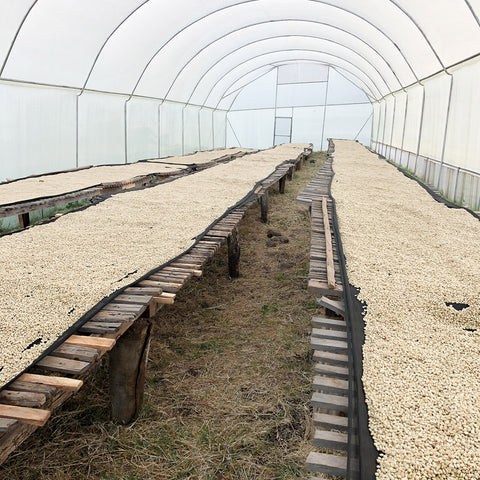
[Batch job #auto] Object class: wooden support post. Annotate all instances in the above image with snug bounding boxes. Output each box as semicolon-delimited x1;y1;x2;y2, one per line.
295;159;302;171
18;213;30;229
260;190;269;223
279;175;286;194
109;317;153;424
227;226;240;278
287;166;294;180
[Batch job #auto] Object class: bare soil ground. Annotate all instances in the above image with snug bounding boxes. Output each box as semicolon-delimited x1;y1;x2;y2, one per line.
0;152;326;480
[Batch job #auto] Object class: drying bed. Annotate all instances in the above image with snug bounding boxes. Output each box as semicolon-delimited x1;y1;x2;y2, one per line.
331;140;480;479
147;148;250;164
0;148;248;205
0;143;308;390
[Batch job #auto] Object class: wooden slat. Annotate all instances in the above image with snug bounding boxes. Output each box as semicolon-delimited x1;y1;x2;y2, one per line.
0;405;51;427
113;294;153;305
64;335;116;351
7;381;56;399
52;343;100;362
79;321;122;334
0;391;46;408
37;356;90;375
18;374;83;392
321;196;336;290
153;292;176;305
0;418;17;433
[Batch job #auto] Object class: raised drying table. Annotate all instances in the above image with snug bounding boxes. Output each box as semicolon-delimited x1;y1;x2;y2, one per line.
0;143;311;466
0;149;249;228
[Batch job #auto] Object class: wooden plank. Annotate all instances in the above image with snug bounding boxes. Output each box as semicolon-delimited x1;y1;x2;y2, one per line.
153;292;176;305
113;294;153;305
18;374;82;392
321;196;336;290
0;391;46;408
91;310;136;322
0;418;17;433
37;356;90;375
79;321;122;334
64;335;116;351
0;405;51;427
52;343;99;363
7;381;56;399
124;287;162;295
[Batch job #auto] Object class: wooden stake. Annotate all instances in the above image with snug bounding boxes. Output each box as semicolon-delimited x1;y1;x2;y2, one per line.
279;175;286;194
227;226;240;278
260;190;269;223
18;213;30;229
322;197;336;290
109;317;153;424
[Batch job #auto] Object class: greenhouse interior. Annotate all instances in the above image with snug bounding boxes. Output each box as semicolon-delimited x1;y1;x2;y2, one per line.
0;1;479;480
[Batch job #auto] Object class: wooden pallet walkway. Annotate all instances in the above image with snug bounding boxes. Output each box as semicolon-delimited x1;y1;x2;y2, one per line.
302;140;356;478
0;148;307;466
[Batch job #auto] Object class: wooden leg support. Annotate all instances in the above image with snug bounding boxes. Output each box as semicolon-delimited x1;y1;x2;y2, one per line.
279;176;286;194
18;213;30;229
227;226;240;278
287;166;294;181
260;190;269;223
109;317;153;424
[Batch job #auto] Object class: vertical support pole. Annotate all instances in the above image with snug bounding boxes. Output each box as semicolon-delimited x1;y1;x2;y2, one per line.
437;72;454;190
279;175;286;194
320;67;330;151
260;190;269;223
414;83;426;177
453;167;461;203
124;99;129;164
400;92;409;167
272;67;279;146
18;213;30;229
227;226;240;279
75;94;80;168
389;93;397;160
109;317;153;424
158;102;162;158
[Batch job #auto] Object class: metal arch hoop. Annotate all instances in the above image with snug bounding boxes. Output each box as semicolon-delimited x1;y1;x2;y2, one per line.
207;55;378;112
122;0;422;100
177;35;390;107
0;0;39;77
199;49;382;108
160;19;404;103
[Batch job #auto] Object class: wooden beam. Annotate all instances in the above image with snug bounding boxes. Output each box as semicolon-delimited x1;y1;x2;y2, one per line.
227;226;240;278
260;190;269;223
109;317;153;424
322;196;336;290
279;175;286;194
18;213;30;229
18;373;83;392
0;405;51;427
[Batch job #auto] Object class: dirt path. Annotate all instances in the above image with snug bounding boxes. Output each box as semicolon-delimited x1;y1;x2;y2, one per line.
1;152;325;480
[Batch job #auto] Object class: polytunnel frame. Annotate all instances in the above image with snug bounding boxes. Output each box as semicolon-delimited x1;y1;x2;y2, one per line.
173;35;390;107
1;0;480;178
159;18;405;103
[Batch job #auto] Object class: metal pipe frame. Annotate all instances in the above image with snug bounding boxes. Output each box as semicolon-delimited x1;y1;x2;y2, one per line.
160;19;404;103
181;38;386;109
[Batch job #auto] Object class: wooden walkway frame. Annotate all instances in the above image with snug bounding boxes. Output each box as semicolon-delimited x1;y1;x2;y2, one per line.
0;148;310;466
0;151;251;228
297;154;343;298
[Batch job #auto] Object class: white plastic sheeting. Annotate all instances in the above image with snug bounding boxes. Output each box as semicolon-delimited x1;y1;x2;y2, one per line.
0;0;479;204
227;63;372;150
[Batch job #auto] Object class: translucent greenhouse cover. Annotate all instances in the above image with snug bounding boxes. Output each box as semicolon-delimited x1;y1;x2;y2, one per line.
0;0;479;188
